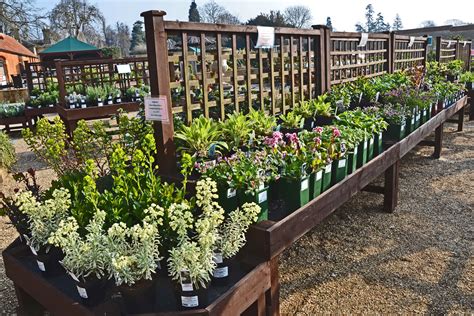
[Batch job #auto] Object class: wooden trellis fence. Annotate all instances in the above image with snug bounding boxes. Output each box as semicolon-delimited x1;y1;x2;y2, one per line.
436;37;473;71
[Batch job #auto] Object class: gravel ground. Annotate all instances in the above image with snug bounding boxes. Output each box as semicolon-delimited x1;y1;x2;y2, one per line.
0;119;473;314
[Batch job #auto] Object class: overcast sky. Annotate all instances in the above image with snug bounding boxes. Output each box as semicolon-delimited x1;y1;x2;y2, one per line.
36;0;473;31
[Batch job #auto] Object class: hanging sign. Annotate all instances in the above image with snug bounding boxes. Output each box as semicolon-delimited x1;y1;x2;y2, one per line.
463;41;468;47
256;26;275;49
358;33;369;47
115;64;132;74
408;36;416;48
446;40;453;48
144;95;170;123
427;36;433;46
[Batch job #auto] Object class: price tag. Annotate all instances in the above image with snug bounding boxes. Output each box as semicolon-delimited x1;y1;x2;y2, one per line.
301;179;309;191
227;188;236;198
76;286;88;299
213;266;229;278
408;36;416;48
316;170;323;181
325;165;331;173
115;64;131;74
145;95;170;123
213;252;223;264
36;260;45;272
258;191;267;203
180;270;193;292
181;295;199;308
256;26;275;49
358;33;369;47
338;159;346;168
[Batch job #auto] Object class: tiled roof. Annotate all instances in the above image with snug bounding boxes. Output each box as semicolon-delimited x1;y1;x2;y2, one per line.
0;33;37;58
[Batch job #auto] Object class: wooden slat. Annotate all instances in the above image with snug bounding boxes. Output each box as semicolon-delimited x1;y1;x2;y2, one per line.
232;34;239;113
181;32;192;123
200;33;209;117
331;59;387;70
307;36;312;99
290;36;295;108
216;33;225;121
299;36;304;102
280;35;286;114
270;46;276;115
246;34;252;110
258;48;265;110
330;49;386;55
394;57;425;63
394;48;425;53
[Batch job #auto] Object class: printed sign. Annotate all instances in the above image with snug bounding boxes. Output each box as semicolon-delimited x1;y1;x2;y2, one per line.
338;159;346;168
256;26;275;49
213;252;223;264
316;170;322;181
301;179;309;191
258;191;267;203
115;64;132;74
213;266;229;278
76;286;88;299
325;165;331;173
145;96;170;123
408;36;416;48
227;188;236;198
358;33;369;47
181;295;199;308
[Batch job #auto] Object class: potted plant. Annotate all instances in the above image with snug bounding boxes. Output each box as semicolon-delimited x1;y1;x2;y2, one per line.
247;108;277;138
312;94;336;126
292;100;316;129
219;112;252;152
300;128;326;199
379;103;407;142
279;111;304;134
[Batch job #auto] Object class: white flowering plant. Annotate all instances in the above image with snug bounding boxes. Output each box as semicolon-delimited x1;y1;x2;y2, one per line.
167;178;225;289
107;203;163;286
16;188;71;252
48;210;109;281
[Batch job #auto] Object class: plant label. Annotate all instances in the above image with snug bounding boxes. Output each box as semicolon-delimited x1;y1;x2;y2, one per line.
325;165;331;173
36;260;45;272
411;117;415;124
76;286;88;299
359;92;363;104
256;26;275;49
301;179;309;191
316;170;323;181
423;109;427;116
446;40;453;48
358;33;369;47
68;271;80;282
181;295;199;308
401;123;406;130
115;64;131;74
354;147;358;155
213;252;223;264
116;97;121;103
408;36;416;48
145;95;170;123
213;266;229;278
258;191;267;203
258;182;265;190
375;92;380;102
338;159;346;168
29;245;37;256
364;141;368;149
379;132;382;139
463;41;468;47
180;270;193;291
369;138;374;146
227;188;236;198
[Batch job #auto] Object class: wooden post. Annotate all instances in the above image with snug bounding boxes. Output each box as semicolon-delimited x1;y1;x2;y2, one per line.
433;124;443;158
435;37;442;63
55;61;66;108
312;25;330;94
457;106;464;132
454;39;460;60
387;32;394;74
24;61;34;94
422;36;429;67
141;10;177;175
384;160;399;213
14;284;45;316
266;256;280;316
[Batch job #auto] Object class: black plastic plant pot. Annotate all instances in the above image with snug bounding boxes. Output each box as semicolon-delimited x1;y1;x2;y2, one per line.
383;122;406;142
268;179;281;204
420;108;428;124
35;246;65;277
217;184;238;214
331;158;348;185
446;74;457;82
367;137;375;161
314;115;334;127
279;175;310;213
347;148;358;175
414;108;421;129
321;163;333;192
176;279;209;310
356;140;368;168
303;117;315;130
211;253;233;286
119;279;155;313
309;169;323;199
280;127;303;135
467;82;473;90
75;276;109;306
238;186;269;222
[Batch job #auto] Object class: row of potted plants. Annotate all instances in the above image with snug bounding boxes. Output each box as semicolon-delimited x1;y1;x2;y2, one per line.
1;114;260;312
0;103;25;119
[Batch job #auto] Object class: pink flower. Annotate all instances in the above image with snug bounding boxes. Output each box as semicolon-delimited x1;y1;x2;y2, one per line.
313;126;324;134
272;131;283;142
332;127;341;138
285;133;300;145
313;137;322;146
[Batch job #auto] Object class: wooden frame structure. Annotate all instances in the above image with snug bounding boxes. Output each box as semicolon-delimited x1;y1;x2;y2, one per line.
435;37;473;71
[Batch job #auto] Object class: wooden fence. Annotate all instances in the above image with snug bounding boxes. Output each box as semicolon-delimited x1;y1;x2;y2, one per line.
435;37;472;70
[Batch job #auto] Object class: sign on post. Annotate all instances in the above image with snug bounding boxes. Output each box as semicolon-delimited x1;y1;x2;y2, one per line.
144;95;170;123
256;26;275;49
358;33;369;47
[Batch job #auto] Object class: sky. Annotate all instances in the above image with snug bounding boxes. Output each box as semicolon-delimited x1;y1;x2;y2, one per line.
36;0;473;32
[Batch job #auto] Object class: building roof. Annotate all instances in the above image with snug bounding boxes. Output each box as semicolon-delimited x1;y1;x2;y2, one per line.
39;36;99;55
0;33;37;58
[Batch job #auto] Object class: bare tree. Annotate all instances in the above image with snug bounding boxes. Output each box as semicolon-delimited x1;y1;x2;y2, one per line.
420;20;436;28
444;19;467;26
0;0;47;41
201;1;240;24
49;0;105;46
283;5;312;28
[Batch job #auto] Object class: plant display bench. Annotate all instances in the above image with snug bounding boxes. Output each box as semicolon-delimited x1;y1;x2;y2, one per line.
56;102;140;135
0;115;29;133
24;106;57;128
469;89;474;121
244;95;468;314
3;238;271;316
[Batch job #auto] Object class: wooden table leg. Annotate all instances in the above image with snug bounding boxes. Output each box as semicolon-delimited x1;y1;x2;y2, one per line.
433;123;443;159
468;90;474;121
266;256;280;316
457;106;464;132
14;284;45;316
384;160;399;213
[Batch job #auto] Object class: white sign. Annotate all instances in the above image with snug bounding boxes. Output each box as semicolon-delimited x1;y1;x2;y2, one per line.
447;40;453;48
408;36;416;48
338;159;346;168
76;286;88;299
358;33;369;47
316;170;322;181
256;26;275;49
258;191;267;203
145;96;170;123
463;41;468;47
116;64;131;74
181;295;199;308
213;266;229;278
301;179;309;191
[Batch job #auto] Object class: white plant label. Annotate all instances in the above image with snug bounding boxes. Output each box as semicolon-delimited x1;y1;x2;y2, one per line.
68;271;80;282
258;182;265;190
354;147;358;155
181;295;199;308
316;171;322;181
358;33;369;47
369;138;374;146
76;286;88;299
145;95;170;123
256;26;275;49
258;191;267;203
227;188;236;198
375;91;380;102
447;40;453;48
401;123;406;130
36;260;45;272
29;245;38;256
116;64;131;74
325;165;331;173
411;117;415;124
180;270;193;291
364;141;368;149
116;97;121;103
423;109;427;116
213;252;223;264
379;132;383;139
98;101;103;107
408;36;416;48
463;41;468;47
213;266;229;278
338;159;346;168
301;179;309;191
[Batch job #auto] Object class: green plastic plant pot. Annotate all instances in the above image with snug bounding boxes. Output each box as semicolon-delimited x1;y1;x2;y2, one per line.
374;132;383;156
420;108;428;124
279;175;310;213
383;121;406;142
367;136;375;161
406;114;415;134
356;140;368;168
321;163;333;192
217;185;238;214
331;158;348;185
309;169;323;199
239;187;269;222
414;108;421;129
347;147;358;175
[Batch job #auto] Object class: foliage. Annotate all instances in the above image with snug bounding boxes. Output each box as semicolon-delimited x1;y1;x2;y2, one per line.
247;108;276;137
0;103;25;118
130;20;145;52
220;112;252;150
279;111;303;129
188;0;201;22
459;71;474;83
283;5;312;28
0;131;16;170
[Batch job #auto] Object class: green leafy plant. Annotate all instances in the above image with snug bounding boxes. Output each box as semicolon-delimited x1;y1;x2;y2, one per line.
220;112;252;150
279;111;304;129
0;131;15;170
247;108;276;136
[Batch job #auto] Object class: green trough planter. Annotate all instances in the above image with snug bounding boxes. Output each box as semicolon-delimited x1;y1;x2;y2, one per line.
217;184;238;214
309;169;323;200
347;147;358;175
356;139;368;168
321;163;333;192
414;108;421;129
239;186;269;222
406;113;415;134
367;136;375;161
383;121;406;142
374;132;383;156
279;175;310;213
331;158;348;185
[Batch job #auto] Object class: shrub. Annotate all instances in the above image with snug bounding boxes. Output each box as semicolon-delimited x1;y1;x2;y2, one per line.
0;131;15;170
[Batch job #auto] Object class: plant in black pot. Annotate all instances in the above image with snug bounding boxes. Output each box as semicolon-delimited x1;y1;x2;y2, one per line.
292;100;316;130
279;111;304;134
219;112;253;152
379;103;408;142
459;71;474;91
312;94;337;126
445;60;463;82
247;108;277;140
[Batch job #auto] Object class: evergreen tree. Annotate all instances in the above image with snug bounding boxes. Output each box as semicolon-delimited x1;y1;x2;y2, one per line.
392;14;403;30
355;4;375;32
374;12;390;32
188;0;201;22
326;17;333;31
130;20;145;52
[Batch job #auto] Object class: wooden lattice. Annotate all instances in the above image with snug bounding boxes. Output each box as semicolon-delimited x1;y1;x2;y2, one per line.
456;40;472;71
393;35;427;72
437;38;458;63
25;61;57;92
164;22;324;123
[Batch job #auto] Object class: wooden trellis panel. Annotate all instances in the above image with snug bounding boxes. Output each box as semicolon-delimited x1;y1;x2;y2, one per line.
456;40;472;71
162;21;323;123
393;35;428;72
328;32;390;86
436;38;458;64
25;61;57;93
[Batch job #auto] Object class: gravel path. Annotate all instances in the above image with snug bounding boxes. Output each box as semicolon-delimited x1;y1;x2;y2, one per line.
0;119;473;314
